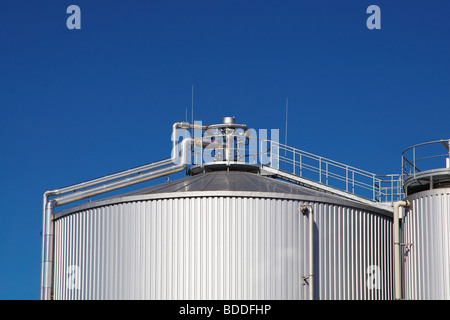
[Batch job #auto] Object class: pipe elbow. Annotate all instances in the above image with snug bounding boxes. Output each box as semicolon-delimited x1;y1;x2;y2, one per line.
44;189;59;199
173;121;190;130
178;137;194;166
300;204;313;215
394;200;410;210
45;199;56;210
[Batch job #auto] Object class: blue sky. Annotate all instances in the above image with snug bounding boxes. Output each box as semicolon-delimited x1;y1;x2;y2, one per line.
0;1;448;299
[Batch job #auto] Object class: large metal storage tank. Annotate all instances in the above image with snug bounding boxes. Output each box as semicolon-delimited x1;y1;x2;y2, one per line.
400;140;450;299
52;170;394;300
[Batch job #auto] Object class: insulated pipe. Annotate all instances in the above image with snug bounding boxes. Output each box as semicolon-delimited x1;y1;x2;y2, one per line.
45;158;173;198
393;200;410;300
54;137;192;206
172;122;210;163
45;121;195;198
40;122;194;299
300;204;314;300
40;135;195;300
40;198;55;300
46;121;195;198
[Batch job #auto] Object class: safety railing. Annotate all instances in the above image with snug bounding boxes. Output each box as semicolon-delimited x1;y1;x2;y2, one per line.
402;139;450;178
374;174;404;203
266;139;404;202
192;133;404;203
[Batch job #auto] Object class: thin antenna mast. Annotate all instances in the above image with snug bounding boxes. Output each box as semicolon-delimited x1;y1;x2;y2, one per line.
285;97;288;146
191;85;194;124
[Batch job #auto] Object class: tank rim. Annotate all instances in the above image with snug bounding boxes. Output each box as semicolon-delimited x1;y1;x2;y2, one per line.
54;189;393;221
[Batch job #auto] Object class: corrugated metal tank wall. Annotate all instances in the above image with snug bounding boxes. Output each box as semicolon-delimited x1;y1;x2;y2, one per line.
52;192;393;300
402;188;450;300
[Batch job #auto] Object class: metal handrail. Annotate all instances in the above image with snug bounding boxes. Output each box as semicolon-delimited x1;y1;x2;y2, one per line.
402;139;450;178
269;139;383;201
193;134;404;203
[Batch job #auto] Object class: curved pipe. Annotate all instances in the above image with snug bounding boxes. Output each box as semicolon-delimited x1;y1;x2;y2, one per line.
45;123;193;198
393;200;410;300
172;122;210;162
53;138;194;206
54;137;192;206
40;134;195;300
300;204;314;300
44;158;173;199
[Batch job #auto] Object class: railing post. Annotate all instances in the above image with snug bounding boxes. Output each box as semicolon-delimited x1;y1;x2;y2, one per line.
391;177;394;203
352;171;355;194
319;157;322;183
293;150;296;174
260;139;263;166
346;166;349;192
270;140;273;167
299;154;302;176
270;139;279;169
372;176;375;201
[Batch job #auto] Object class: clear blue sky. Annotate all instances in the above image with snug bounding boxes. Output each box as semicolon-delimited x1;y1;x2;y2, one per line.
0;0;448;299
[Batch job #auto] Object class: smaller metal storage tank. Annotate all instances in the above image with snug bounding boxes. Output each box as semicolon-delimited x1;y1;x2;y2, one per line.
52;170;394;300
400;139;450;299
402;187;450;299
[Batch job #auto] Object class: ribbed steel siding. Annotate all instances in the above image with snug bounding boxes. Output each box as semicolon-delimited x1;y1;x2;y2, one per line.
53;197;393;300
315;203;393;300
402;188;450;300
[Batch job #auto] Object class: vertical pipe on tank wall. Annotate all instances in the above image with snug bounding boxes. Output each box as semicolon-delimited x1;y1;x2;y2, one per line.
393;200;410;300
40;196;56;300
300;205;314;300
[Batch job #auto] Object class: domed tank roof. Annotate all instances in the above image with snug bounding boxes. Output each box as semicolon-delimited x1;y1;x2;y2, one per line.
54;169;393;219
116;170;335;197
